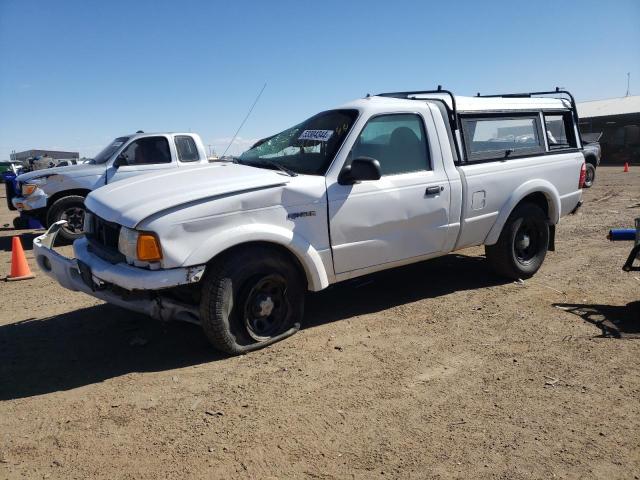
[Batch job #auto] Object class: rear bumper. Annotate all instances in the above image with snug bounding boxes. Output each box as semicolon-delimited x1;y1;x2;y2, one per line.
560;190;583;217
33;221;205;322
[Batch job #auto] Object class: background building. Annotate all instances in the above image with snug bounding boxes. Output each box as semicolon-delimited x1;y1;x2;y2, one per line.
577;96;640;165
10;149;80;162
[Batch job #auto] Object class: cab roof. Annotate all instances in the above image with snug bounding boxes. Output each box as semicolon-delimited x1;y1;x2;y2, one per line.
123;132;199;139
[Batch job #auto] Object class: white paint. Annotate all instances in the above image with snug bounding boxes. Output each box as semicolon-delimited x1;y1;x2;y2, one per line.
35;93;584;322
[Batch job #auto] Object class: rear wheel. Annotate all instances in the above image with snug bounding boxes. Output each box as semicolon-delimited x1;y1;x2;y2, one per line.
485;203;549;280
583;163;596;188
199;246;305;354
46;195;86;244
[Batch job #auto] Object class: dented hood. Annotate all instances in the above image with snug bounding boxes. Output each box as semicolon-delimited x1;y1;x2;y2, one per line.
85;163;289;228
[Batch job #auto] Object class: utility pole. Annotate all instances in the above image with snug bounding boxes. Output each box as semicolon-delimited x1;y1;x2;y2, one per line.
626;72;631;97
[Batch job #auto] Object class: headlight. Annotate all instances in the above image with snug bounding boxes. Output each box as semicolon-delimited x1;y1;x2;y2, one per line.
21;183;40;196
118;227;163;262
118;227;138;259
21;177;47;196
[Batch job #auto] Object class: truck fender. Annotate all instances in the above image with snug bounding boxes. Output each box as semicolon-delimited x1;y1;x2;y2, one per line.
183;223;330;291
484;180;561;246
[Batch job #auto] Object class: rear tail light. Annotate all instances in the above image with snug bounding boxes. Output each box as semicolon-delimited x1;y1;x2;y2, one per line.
579;162;586;189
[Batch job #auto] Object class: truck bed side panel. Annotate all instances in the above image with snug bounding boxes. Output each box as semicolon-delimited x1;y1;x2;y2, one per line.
455;151;583;249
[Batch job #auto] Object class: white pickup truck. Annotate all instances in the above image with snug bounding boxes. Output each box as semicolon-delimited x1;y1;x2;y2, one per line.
11;132;209;242
34;88;585;354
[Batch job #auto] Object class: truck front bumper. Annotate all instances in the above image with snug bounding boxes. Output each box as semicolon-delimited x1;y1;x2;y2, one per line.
33;221;205;323
12;190;47;211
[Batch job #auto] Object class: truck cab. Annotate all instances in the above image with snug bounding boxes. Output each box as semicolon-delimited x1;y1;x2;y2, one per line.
11;132;209;242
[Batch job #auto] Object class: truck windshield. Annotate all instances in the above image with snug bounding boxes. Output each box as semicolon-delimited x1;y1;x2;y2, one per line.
90;137;130;164
237;109;358;175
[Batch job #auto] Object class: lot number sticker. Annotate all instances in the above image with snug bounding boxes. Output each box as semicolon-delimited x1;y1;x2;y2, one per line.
299;130;334;142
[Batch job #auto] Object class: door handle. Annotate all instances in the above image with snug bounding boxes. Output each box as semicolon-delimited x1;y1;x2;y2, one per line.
425;185;444;195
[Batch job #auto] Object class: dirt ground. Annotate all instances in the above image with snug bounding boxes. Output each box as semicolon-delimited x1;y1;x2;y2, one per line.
0;166;639;479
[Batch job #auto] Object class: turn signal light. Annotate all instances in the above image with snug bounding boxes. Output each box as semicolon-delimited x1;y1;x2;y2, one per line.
136;233;162;261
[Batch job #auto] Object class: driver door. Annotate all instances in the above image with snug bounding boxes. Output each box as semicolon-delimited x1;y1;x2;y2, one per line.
107;136;174;183
327;112;451;275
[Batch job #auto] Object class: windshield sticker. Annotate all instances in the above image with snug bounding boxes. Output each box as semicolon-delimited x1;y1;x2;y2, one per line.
113;142;124;147
298;130;334;142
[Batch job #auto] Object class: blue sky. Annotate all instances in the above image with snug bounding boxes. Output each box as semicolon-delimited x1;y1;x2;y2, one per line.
1;0;638;159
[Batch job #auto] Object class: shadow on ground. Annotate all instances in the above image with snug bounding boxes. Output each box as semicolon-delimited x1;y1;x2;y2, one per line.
306;253;504;326
0;231;40;251
0;253;505;400
0;305;220;400
554;301;640;338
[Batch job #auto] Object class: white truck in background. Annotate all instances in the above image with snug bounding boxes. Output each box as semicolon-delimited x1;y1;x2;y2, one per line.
34;88;585;354
11;132;209;242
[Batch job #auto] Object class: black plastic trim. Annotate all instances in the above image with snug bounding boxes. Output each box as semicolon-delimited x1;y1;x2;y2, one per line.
457;148;582;166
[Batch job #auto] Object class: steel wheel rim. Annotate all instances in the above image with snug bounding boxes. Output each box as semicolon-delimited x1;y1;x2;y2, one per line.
514;220;539;264
60;207;85;234
242;274;289;341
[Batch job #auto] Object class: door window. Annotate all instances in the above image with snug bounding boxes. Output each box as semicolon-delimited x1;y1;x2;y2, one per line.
350;114;430;175
175;135;200;162
120;137;171;165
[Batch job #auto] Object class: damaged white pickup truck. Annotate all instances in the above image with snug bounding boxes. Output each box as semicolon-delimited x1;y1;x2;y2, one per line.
34;88;585;354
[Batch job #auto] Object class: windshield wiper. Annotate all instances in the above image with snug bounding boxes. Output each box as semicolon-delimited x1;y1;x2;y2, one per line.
255;159;298;177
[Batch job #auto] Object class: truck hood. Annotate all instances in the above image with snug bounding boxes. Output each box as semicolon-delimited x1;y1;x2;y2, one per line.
17;163;105;182
86;163;290;228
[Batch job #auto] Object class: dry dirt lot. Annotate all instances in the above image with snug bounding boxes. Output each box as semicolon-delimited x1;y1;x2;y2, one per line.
0;166;639;479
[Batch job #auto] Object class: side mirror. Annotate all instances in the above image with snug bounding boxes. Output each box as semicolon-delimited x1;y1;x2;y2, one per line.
338;157;382;185
113;154;128;168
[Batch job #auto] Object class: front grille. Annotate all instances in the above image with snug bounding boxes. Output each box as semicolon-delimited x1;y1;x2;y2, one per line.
85;212;125;264
87;213;120;249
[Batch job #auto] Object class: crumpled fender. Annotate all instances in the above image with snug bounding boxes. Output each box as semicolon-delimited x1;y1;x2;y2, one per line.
183;223;330;291
484;179;561;246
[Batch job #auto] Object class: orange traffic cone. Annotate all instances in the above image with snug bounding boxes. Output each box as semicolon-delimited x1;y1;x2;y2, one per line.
7;236;34;281
624;162;629;172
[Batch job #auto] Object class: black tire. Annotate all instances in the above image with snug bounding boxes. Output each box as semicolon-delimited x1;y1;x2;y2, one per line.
485;203;549;280
46;195;87;244
199;246;305;354
583;163;596;188
12;216;29;229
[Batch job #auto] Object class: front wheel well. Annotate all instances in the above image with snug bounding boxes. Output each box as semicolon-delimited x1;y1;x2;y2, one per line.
46;189;91;208
207;241;310;291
